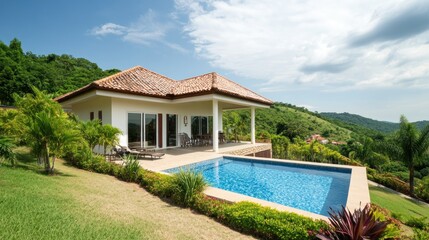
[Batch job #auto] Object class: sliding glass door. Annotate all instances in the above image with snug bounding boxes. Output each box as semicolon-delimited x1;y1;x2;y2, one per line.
145;114;157;148
128;113;142;149
166;114;177;147
128;113;157;148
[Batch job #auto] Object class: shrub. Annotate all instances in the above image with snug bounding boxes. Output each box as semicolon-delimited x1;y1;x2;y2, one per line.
316;204;388;240
413;228;429;240
223;201;328;240
405;217;428;230
415;176;429;202
368;173;410;195
171;170;207;207
120;155;140;182
0;136;16;166
139;169;175;198
370;204;401;239
192;195;228;218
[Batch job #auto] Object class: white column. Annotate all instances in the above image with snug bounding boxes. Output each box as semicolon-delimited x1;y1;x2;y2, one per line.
213;99;219;152
218;107;223;132
251;107;255;144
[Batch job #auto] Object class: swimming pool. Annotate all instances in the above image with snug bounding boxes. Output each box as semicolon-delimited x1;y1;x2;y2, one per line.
164;156;351;216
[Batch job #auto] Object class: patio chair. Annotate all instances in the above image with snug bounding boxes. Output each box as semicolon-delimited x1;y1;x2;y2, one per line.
179;133;192;148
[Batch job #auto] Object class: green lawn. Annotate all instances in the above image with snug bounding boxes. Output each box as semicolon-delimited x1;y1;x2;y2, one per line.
0;149;254;240
369;185;429;222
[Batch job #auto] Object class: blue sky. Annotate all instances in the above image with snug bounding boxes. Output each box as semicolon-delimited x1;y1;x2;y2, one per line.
1;0;429;122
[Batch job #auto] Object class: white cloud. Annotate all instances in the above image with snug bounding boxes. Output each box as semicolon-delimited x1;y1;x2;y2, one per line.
175;0;429;91
91;23;127;36
91;10;187;52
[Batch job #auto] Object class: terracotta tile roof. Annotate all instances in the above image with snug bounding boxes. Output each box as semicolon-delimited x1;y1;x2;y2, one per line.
55;66;272;105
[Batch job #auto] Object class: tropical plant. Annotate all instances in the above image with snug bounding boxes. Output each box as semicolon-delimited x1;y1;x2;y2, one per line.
14;87;80;173
316;204;389;240
380;115;429;196
120;155;140;182
0;136;16;166
172;170;207;207
99;124;121;155
80;120;102;151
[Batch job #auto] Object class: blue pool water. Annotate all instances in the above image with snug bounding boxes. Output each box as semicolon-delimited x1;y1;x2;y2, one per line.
164;157;351;216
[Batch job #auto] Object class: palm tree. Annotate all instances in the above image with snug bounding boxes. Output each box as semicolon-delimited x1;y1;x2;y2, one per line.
387;115;429;196
80;120;102;151
99;124;122;155
27;111;79;173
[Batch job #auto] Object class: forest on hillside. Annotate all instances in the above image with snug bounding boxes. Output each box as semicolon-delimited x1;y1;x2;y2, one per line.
0;38;119;105
321;112;429;133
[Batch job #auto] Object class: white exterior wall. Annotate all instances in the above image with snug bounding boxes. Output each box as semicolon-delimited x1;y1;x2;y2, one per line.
72;96;112;124
111;98;213;148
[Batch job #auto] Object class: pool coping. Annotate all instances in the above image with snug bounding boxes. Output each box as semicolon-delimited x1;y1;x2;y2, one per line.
157;154;370;221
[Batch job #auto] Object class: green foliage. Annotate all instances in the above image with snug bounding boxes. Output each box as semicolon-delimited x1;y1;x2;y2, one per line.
222;103;353;143
0;38;119;105
271;135;290;159
370;204;401;240
138;169;175;198
286;139;361;166
14;87;80;173
120;155;140;182
405;217;428;230
368;173;410;195
223;201;328;240
413;228;429;240
415;176;429;201
171;170;207;207
321;112;429;134
0;136;16;166
381;115;429;196
193;195;228;218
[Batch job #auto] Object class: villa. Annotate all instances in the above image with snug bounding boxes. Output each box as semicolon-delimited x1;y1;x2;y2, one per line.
55;66;273;154
55;66;369;220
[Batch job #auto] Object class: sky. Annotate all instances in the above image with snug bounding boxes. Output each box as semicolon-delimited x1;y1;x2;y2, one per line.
1;0;429;122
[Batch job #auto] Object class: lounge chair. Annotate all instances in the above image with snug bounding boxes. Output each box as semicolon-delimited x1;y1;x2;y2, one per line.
119;145;165;160
118;145;141;158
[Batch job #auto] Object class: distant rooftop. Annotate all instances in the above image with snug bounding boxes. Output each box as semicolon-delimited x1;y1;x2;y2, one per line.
55;66;272;105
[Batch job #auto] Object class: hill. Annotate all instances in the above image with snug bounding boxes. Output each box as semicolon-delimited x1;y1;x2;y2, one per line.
0;38;119;105
320;112;429;133
244;102;353;141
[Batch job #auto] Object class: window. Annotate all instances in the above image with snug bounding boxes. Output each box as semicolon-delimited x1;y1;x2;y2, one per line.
145;114;157;147
191;116;213;137
167;114;177;147
128;113;142;149
98;111;102;124
90;112;94;120
128;113;157;149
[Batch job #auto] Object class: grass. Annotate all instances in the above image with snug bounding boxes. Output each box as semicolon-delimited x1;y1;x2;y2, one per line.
0;148;254;240
369;185;429;223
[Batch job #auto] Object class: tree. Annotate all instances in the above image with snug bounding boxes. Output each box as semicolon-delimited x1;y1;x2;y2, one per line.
384;115;429;196
14;87;80;173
